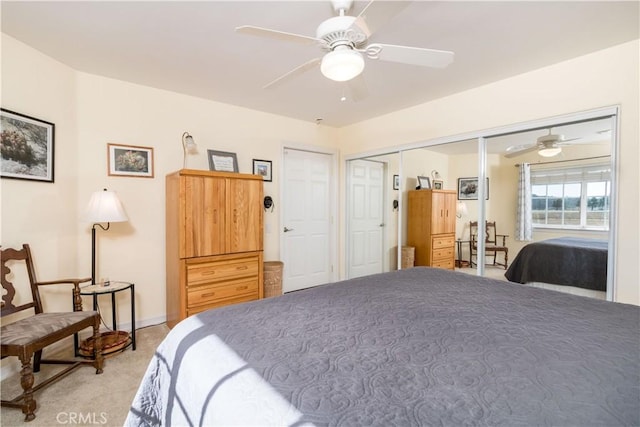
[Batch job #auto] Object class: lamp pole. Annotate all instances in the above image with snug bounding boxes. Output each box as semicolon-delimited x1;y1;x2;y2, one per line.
91;223;110;285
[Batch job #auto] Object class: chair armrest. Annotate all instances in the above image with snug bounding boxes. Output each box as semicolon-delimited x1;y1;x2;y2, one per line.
36;278;92;311
36;278;92;286
496;234;509;245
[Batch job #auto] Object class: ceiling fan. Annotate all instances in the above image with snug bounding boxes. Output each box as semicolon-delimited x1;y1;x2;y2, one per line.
504;130;584;158
235;0;454;98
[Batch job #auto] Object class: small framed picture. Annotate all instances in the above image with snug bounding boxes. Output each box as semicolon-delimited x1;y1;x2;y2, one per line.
108;143;154;178
208;149;239;172
458;177;489;200
253;159;272;182
1;109;55;183
433;180;443;190
393;174;399;190
417;176;431;189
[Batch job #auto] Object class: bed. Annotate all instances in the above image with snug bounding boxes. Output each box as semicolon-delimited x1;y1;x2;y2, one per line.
505;237;608;291
126;267;639;426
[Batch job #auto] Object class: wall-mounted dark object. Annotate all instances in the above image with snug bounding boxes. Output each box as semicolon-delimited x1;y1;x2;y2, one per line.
393;199;399;211
263;196;274;212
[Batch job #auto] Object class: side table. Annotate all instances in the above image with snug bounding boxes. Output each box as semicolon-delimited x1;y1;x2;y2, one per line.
74;281;136;357
456;240;470;268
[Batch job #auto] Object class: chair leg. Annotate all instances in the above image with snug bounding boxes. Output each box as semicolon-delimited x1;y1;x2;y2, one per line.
93;319;104;374
19;353;37;421
33;350;42;373
504;250;509;270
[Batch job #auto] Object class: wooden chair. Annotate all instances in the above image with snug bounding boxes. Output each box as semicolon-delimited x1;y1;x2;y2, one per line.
1;244;104;421
470;221;509;269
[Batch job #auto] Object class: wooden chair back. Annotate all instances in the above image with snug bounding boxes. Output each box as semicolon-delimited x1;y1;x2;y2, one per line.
1;244;43;317
470;221;499;246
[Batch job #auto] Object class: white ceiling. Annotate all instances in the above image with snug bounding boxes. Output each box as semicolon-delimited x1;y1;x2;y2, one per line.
1;1;638;128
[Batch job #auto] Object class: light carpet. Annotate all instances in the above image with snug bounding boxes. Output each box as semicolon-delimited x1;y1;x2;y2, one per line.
1;323;169;427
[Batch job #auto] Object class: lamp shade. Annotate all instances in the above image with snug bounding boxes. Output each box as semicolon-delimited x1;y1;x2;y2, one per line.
321;47;365;82
456;201;468;217
182;132;197;154
83;189;128;223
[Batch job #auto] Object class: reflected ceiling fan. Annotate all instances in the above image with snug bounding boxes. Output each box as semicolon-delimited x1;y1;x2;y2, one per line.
505;130;584;158
235;0;454;100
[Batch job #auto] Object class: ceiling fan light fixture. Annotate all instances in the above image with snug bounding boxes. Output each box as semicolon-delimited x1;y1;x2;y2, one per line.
321;47;364;82
538;146;562;157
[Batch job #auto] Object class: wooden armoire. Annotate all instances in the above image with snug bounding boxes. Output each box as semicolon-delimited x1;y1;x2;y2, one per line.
166;169;264;328
407;189;456;269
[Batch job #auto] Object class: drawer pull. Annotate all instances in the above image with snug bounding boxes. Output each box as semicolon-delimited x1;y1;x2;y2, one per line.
235;266;249;271
200;271;217;276
236;285;248;291
201;292;216;298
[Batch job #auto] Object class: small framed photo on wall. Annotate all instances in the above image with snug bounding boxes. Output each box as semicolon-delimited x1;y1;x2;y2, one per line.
458;177;489;200
208;150;239;172
252;159;272;182
417;176;431;189
108;143;154;178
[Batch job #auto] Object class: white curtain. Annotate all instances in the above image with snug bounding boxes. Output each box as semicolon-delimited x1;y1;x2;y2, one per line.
515;163;533;241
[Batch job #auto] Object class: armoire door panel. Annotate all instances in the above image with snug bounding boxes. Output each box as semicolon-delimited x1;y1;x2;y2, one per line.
184;175;226;257
228;178;263;253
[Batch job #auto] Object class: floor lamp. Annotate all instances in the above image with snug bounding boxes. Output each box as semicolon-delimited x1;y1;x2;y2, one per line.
83;188;128;284
80;188;129;356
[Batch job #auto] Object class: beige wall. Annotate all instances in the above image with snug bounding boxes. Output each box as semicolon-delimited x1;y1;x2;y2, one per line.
2;31;638;334
1;34;339;328
341;39;639;305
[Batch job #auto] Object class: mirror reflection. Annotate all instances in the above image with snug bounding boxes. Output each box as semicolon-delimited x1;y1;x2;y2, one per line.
345;115;613;301
346;153;399;278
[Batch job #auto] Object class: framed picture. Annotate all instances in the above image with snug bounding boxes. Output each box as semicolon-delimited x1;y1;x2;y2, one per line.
1;109;55;182
208;149;239;172
417;176;431;189
393;174;399;190
108;143;154;178
253;159;272;182
433;180;444;190
458;177;490;200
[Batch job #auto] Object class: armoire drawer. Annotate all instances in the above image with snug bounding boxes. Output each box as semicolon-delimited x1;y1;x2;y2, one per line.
432;258;455;270
432;246;454;260
187;292;259;317
187;257;259;286
432;234;455;249
187;277;259;308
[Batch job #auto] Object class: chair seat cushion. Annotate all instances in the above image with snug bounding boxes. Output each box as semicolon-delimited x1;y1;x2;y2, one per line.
1;311;97;346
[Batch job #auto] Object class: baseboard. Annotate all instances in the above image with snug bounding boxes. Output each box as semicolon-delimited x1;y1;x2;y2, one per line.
1;314;167;381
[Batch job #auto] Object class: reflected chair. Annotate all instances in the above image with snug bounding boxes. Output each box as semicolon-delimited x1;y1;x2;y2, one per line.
470;221;509;269
1;244;104;421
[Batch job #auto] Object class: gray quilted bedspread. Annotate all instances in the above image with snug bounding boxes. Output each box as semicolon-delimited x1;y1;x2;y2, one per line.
127;268;639;426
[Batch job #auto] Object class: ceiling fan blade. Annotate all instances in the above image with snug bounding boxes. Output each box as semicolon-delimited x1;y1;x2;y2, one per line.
557;137;582;145
263;58;321;89
368;43;454;68
346;74;369;102
236;25;320;45
504;144;538;159
353;1;411;37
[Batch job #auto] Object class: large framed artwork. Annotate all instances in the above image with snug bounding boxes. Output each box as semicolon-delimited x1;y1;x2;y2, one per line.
458;177;490;200
0;109;55;183
108;143;154;178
